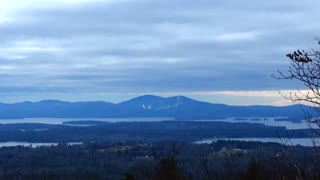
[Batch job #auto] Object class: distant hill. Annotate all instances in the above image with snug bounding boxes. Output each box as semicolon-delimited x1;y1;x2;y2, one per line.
0;95;313;121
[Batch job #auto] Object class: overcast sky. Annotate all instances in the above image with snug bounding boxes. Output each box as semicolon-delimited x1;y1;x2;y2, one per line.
0;0;318;105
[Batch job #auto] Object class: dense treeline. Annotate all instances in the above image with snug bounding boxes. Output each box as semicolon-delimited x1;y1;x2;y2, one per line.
0;141;319;179
0;121;313;143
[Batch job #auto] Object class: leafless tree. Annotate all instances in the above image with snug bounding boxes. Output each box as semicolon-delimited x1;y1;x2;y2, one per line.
273;39;320;137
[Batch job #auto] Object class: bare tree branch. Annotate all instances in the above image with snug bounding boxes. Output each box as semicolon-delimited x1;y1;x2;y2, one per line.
274;40;320;134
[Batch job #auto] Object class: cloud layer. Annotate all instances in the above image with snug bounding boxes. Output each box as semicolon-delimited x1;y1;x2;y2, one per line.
0;0;319;103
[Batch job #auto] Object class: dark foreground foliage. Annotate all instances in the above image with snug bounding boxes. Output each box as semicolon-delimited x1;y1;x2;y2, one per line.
0;141;319;179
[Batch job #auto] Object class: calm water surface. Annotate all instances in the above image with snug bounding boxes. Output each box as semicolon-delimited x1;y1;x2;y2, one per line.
0;117;313;129
0;118;175;125
0;118;316;146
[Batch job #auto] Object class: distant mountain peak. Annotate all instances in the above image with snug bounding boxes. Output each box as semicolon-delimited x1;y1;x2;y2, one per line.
38;100;68;104
119;95;191;111
122;95;164;102
166;95;192;102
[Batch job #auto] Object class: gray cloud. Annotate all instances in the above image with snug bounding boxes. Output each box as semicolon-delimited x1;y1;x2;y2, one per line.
0;0;318;99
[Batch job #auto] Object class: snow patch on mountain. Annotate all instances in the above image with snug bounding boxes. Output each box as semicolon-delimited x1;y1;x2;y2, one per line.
141;97;184;110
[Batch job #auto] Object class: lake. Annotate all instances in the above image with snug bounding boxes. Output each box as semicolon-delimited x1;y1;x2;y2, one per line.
0;117;313;129
0;117;175;125
0;117;317;146
195;137;320;147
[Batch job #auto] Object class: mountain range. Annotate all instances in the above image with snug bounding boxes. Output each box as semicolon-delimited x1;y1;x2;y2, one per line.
0;95;313;121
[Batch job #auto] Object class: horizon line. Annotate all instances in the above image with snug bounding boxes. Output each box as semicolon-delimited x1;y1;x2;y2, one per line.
0;94;302;107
